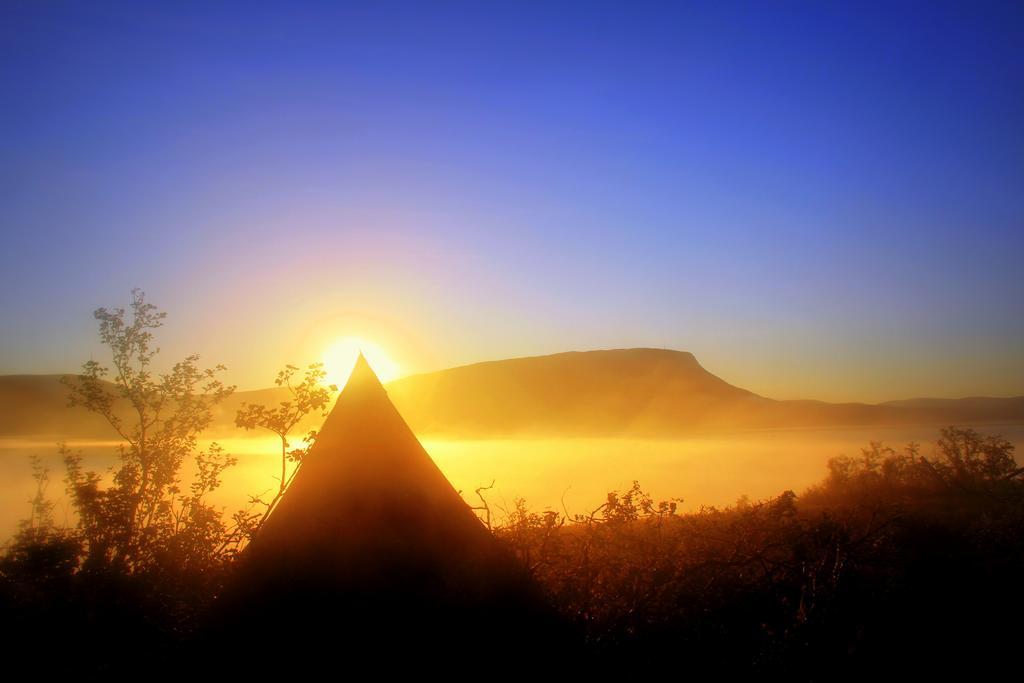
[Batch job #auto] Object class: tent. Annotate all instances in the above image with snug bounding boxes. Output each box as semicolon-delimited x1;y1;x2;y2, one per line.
212;354;567;670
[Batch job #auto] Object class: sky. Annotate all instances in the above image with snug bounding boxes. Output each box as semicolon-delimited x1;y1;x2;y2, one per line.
1;1;1022;402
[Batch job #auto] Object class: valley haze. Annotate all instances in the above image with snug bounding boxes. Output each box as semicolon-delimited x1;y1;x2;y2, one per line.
2;349;1021;440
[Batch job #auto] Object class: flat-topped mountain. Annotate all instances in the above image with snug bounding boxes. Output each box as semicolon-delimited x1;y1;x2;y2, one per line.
2;349;1022;438
387;348;759;435
386;348;1024;436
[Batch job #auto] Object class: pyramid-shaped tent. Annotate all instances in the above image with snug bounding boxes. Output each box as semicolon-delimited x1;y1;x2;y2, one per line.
216;354;563;667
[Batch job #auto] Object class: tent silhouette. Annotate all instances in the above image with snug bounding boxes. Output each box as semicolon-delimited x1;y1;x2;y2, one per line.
208;354;566;670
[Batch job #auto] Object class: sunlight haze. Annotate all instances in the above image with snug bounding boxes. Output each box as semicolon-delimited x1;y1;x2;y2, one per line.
323;337;402;385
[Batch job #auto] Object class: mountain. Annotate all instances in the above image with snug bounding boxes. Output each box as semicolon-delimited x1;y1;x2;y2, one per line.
0;375;123;439
1;349;1022;438
0;375;326;439
387;348;760;435
879;396;1024;423
385;349;1024;436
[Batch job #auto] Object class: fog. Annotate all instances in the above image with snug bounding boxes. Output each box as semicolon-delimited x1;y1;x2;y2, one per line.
3;424;1023;541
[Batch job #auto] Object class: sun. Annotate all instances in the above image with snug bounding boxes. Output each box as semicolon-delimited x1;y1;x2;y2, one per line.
322;337;401;388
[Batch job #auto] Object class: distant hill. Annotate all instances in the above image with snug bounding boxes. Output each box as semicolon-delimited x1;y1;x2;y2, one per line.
0;375;123;439
0;375;317;439
2;349;1022;438
878;396;1024;423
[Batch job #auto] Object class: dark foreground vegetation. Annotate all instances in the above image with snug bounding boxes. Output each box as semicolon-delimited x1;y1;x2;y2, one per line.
2;292;1022;676
495;426;1024;675
3;425;1021;677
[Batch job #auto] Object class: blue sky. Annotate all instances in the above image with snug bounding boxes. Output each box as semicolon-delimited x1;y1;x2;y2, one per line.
1;1;1022;401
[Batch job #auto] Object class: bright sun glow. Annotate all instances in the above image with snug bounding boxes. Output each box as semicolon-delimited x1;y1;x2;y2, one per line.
322;337;401;387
